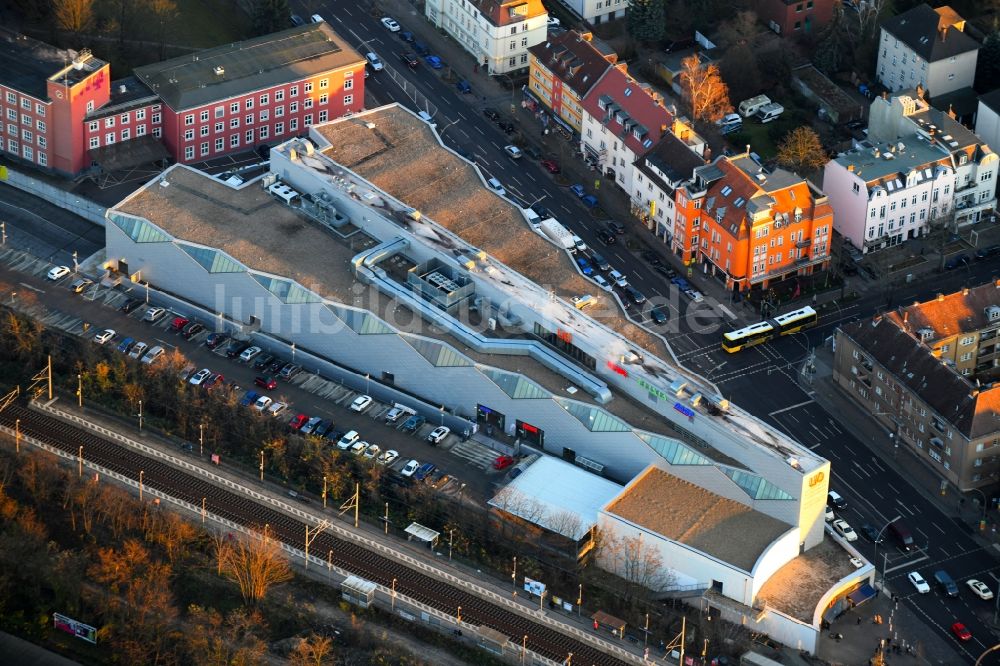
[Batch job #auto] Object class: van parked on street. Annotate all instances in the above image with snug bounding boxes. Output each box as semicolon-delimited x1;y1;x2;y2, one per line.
889;519;915;552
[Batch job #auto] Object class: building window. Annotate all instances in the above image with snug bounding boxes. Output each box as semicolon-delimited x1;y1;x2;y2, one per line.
230;134;239;147
37;152;46;166
121;128;130;141
960;335;975;346
199;110;209;122
185;114;194;125
230;102;239;113
260;93;269;106
275;105;284;117
290;101;299;113
304;82;313;93
304;114;313;126
215;122;224;132
200;125;209;137
89;136;99;149
245;98;254;110
319;110;328;122
245;114;253;125
215;137;224;151
245;129;253;143
87;101;94;113
319;78;328;89
275;90;284;101
259;110;269;122
185;146;194;160
290;118;298;131
89;121;98;132
214;106;223;119
960;352;973;361
105;117;115;128
105;132;115;144
152;113;160;124
318;94;328;105
258;125;269;140
201;142;209;156
137;125;146;137
230;118;240;128
290;85;299;97
184;129;194;141
275;122;284;135
153;127;161;138
304;98;313;110
343;94;353;106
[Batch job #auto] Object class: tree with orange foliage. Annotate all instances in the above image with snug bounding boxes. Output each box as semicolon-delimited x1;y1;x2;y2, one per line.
679;55;733;124
219;528;292;609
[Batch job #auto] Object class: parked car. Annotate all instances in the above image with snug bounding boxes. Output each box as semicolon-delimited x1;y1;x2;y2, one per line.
832;519;857;542
141;346;165;365
540;159;560;174
253;395;273;413
143;307;166;323
493;455;515;470
593;275;611;291
266;401;288;418
350;395;373;412
205;332;229;349
365;52;384;72
655;264;678;279
119;298;142;313
385;407;406;423
337;430;360;450
253;353;275;370
625;287;646;304
976;245;1000;259
590;253;611;271
181;322;204;339
314;420;333;438
497;120;515;134
226;340;250;359
456;79;472;94
683;289;705;303
581;194;599;208
597;229;616;245
570;184;587;198
908;571;930;593
424;55;443;69
427;426;450;444
363;444;380;460
254;376;277;390
859;523;882;543
189;369;212;386
413;41;429;56
288;413;309;431
399;30;414;42
93;329;116;345
414;462;437;481
378;449;399;466
239;390;260;407
350;440;368;455
171;316;190;332
380;16;401;31
300;416;323;435
400;459;420;477
239;346;262;363
47;265;71;281
968;579;994;600
70;278;93;293
399;52;419;69
128;341;149;360
607;221;626;235
486;178;506;196
650;307;668;325
945;254;970;270
575;257;594;276
203;373;225;391
278;363;301;380
522;145;542;160
401;415;425;433
117;337;136;354
951;622;972;642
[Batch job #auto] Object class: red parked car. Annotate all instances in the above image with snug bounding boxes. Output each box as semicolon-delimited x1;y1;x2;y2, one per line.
254;376;277;390
493;455;515;470
540;159;560;174
288;413;309;430
171;316;190;331
951;622;972;642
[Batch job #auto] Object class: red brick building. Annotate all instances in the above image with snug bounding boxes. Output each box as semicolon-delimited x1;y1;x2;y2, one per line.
755;0;834;37
0;22;364;177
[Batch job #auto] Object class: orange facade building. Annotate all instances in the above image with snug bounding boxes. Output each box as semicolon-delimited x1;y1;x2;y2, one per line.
672;154;833;294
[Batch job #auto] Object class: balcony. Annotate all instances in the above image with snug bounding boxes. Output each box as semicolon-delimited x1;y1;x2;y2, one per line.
796;238;812;249
978;346;1000;362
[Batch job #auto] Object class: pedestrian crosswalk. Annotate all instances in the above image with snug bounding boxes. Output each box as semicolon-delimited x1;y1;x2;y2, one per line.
448;439;498;470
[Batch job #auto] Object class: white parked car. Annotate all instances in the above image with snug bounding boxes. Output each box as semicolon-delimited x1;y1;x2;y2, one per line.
683;288;705;303
350;395;373;412
908;571;930;594
267;401;289;418
401;459;420;477
239;346;262;362
503;145;522;159
143;306;166;323
337;430;360;450
128;341;149;360
381;16;401;32
253;395;273;412
832;519;857;542
189;368;212;386
47;265;71;280
378;449;399;466
141;346;165;365
608;269;628;288
365;52;384;71
93;329;116;345
593;274;612;292
968;579;994;600
350;440;369;455
363;444;380;459
486;178;506;196
427;426;450;444
824;506;834;522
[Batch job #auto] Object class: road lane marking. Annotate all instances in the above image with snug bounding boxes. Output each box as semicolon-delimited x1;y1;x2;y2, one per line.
768;399;814;417
19;282;44;293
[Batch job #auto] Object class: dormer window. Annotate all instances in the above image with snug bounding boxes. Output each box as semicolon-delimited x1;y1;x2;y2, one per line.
721;185;733;196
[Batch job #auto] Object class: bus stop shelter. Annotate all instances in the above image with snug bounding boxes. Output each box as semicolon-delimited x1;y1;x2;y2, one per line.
405;522;440;548
592;610;626;639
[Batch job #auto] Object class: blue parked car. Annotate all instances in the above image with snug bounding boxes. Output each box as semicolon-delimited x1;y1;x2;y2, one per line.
671;276;691;291
413;41;429;56
117;336;135;353
570;183;586;197
399;31;414;43
456;80;472;94
425;55;443;69
581;194;599;208
239;390;260;407
576;257;593;275
414;462;437;482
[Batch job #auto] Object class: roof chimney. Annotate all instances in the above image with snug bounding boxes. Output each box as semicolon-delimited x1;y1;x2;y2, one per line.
940;27;947;42
937;293;944;301
848;164;855;172
903;311;908;323
962;286;969;295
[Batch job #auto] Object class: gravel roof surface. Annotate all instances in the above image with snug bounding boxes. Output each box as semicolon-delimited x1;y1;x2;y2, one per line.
756;535;859;622
606;467;791;571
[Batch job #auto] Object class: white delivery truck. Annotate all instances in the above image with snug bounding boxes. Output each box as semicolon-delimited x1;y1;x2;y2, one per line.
539;218;576;250
738;94;771;118
755;102;784;123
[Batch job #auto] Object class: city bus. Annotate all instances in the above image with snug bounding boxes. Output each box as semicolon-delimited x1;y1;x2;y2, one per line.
721;306;817;353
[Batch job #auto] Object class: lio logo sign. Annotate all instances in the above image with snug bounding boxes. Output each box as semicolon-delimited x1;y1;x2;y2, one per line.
808;471;825;488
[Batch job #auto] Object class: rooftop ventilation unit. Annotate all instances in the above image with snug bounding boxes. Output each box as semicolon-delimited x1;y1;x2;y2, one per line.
213;66;225;76
917;327;933;341
986;305;1000;322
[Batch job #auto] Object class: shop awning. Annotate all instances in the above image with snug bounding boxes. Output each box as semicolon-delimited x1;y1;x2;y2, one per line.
847;583;877;606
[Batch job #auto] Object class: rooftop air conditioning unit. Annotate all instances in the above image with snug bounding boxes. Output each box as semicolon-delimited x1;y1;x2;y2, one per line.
213;66;225;76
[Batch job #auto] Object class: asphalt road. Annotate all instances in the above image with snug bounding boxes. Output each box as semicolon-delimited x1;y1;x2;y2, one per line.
297;4;1000;660
0;182;104;266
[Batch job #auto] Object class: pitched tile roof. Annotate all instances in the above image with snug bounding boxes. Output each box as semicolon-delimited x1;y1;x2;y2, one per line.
881;4;979;63
634;132;705;194
840;281;1000;439
581;65;673;159
528;31;617;99
471;0;547;27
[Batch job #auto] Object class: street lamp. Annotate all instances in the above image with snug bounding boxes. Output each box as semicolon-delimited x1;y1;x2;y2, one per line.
323;475;328;509
392;577;397;610
259;450;264;482
976;643;1000;666
291;342;296;363
72;250;78;273
449;528;454;561
873;514;902;584
199;423;204;457
440;405;446;426
365;373;370;395
969;487;989;529
139;470;144;501
77;374;82;407
512;556;517;596
577;583;582;618
137;400;143;431
1;221;5;245
457;606;462;624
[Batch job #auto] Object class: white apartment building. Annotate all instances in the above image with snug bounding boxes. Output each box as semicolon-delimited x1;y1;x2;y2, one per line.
556;0;629;24
877;4;979;98
425;0;548;75
631;126;706;244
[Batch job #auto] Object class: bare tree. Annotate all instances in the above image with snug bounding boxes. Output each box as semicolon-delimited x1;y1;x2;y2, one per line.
184;605;268;666
286;634;334;666
51;0;95;37
776;126;828;173
679;55;734;124
597;530;673;602
219;529;292;609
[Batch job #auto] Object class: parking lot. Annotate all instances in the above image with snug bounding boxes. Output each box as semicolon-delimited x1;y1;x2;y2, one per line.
4;248;510;503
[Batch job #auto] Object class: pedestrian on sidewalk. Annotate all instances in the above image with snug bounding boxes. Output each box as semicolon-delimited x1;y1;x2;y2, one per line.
857;616;862;625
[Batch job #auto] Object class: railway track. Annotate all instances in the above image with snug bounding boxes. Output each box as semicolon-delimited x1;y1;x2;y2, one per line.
0;403;631;666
